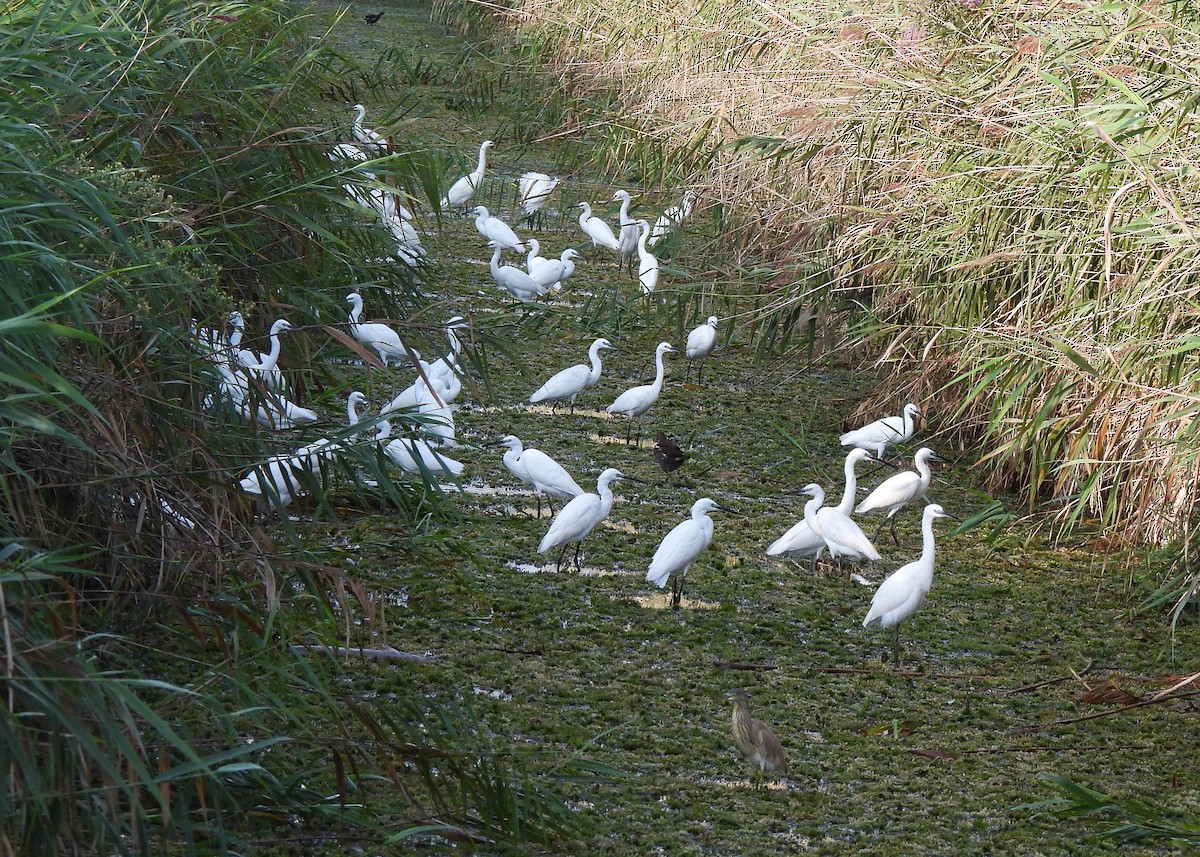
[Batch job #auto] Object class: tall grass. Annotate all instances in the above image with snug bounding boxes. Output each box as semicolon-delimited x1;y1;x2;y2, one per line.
483;0;1200;556
0;0;577;851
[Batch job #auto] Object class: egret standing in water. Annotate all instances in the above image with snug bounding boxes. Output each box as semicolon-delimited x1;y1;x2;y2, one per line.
800;482;881;569
863;503;955;665
606;341;675;444
646;497;736;609
856;447;944;545
577;202;620;254
538;468;639;572
684;316;718;384
611;190;639;273
840;402;922;460
490;435;584;517
767;449;876;569
517;171;560;223
442;140;493;211
634;219;658;296
530;337;616;413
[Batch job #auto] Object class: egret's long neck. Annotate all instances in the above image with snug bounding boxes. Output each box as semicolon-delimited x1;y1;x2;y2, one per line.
578;204;591;224
527;240;540;262
348;300;362;325
474;144;489;175
915;455;933;492
346;400;361;426
836;457;860;515
919;513;938;567
618;195;631;223
354;105;366;124
650;350;668;393
802;494;824;534
258;329;283;370
504;446;522;471
598;481;616;518
489;245;503;271
638;226;650;254
903;410;914;438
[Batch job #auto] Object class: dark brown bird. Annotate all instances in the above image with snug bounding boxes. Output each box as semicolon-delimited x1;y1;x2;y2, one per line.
725;689;788;781
653;432;687;474
364;11;385;24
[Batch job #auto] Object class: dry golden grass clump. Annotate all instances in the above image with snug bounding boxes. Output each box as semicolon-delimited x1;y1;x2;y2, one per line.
500;0;1200;545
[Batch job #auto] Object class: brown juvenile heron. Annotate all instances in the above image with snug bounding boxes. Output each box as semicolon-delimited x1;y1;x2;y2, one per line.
725;688;787;782
652;432;687;475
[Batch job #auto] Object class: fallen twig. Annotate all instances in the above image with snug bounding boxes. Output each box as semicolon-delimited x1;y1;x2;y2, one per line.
807;667;994;681
289;644;435;664
1012;689;1200;733
716;660;779;671
999;660;1093;696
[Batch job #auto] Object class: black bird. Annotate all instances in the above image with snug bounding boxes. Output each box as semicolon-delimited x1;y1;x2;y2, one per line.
364;11;385;24
653;432;687;475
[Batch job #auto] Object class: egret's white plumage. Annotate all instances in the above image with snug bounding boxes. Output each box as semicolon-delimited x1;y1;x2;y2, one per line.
612;190;640;272
442;140;493;209
634;219;658;296
685;316;718;384
488;242;547;302
863;503;953;664
767;449;875;564
517;171;560;217
474;205;525;253
352;104;387;153
538;468;632;571
346;292;417;368
857;447;943;545
840;402;922;459
646;497;734;609
426;316;467;389
606;341;675;444
648;190;697;247
525;239;567;290
236;318;292;394
577;202;620;252
529;337;615;412
377;420;464;479
800;482;881;565
493;435;584;517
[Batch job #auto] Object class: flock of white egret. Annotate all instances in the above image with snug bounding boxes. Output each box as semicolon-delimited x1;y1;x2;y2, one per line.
196;104;960;666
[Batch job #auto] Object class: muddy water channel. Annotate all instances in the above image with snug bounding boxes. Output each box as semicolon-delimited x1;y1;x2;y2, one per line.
303;3;1200;853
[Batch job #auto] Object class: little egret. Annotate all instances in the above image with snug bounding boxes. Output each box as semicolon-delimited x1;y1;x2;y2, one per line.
442;140;493;210
352;104;387;153
555;248;581;288
488;242;547;302
517;171;560;220
612;190;639;273
236;318;292;394
652;432;687;475
227;310;245;350
767;449;876;569
606;341;675;444
577;202;620;252
725;689;788;781
491;435;584;517
800;482;881;568
646;497;735;609
685;316;718;384
426;316;467;389
648;190;697;247
384;360;456;413
525;239;566;290
473;205;525;253
377;420;464;479
863;503;955;665
538;468;638;571
840;402;922;460
856;447;944;545
346;292;417;368
529;337;616;413
634;219;658;296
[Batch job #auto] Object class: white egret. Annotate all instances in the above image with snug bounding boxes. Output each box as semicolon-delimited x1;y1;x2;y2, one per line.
488;242;547;302
840;402;922;459
352;104;387;153
491;435;584;517
538;468;637;572
685;316;718;384
529;337;616;413
227;310;245;350
346;293;417;368
525;238;566;290
800;482;881;567
555;248;581;288
767;449;876;568
442;140;493;210
576;202;620;253
612;190;639;273
517;171;560;220
648;190;697;247
384;360;456;413
473;205;525;253
646;497;736;609
328;141;368;164
235;318;293;394
606;341;675;444
634;219;658;296
856;447;944;545
239;455;307;510
863;503;955;665
377;420;464;479
426;316;467;389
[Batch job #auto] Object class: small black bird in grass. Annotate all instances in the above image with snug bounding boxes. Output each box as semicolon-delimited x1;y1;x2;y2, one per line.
653;432;687;475
364;11;385;24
